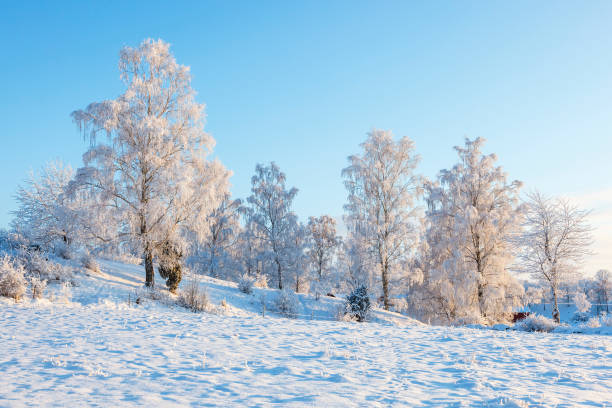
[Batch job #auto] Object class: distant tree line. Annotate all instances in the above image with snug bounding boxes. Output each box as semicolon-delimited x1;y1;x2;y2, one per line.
7;39;605;325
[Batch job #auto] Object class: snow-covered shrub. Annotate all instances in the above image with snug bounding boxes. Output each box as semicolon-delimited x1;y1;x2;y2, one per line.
29;276;47;299
11;160;84;257
0;229;26;253
254;274;268;289
133;286;175;307
81;253;100;274
273;289;300;318
584;315;601;328
525;286;544;306
345;285;371;322
24;252;73;282
23;252;46;275
217;297;235;315
0;255;27;301
334;303;354;322
572;311;590;322
54;241;74;260
258;293;267;316
573;292;591;313
98;249;142;265
452;315;486;326
179;278;209;312
516;314;558;332
58;281;72;303
238;274;256;294
310;280;324;300
390;297;410;314
584;313;612;328
0;229;11;252
571;292;592;322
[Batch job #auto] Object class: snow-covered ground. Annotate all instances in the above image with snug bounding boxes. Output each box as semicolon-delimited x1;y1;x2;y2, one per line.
1;260;611;407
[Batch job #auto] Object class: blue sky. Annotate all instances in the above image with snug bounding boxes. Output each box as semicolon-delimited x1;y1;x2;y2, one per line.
1;1;611;271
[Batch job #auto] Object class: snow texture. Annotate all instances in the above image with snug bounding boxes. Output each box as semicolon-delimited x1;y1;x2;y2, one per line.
0;259;610;407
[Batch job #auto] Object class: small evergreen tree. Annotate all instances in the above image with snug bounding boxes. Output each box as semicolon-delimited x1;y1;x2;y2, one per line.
346;285;371;322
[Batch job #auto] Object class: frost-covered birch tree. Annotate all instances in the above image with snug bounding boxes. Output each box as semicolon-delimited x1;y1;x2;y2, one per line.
307;215;341;281
289;221;309;293
71;39;230;287
338;229;375;294
236;211;263;276
246;162;299;289
190;194;242;279
12;161;78;255
593;269;610;314
342;129;422;310
418;138;524;323
519;191;593;322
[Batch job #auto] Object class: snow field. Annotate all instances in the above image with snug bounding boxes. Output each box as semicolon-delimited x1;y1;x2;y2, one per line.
0;260;611;407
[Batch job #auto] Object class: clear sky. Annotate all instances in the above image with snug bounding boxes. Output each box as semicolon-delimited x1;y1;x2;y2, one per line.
1;1;611;272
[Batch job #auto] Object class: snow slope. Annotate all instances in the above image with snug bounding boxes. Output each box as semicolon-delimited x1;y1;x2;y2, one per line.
1;260;611;407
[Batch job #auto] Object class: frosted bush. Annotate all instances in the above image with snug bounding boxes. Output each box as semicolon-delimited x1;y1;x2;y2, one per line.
81;253;101;274
98;250;142;265
452;315;486;326
24;252;45;275
310;279;330;301
0;255;27;301
310;280;323;300
29;276;47;299
25;252;73;282
390;297;409;314
273;289;300;318
573;292;591;314
134;286;175;307
0;229;10;252
584;316;601;328
571;292;592;322
179;278;209;312
0;229;26;252
238;274;256;294
259;293;267;315
58;282;72;303
54;241;74;260
254;274;268;289
334;303;355;322
584;313;612;328
572;311;590;322
345;285;371;322
47;261;73;281
516;314;558;332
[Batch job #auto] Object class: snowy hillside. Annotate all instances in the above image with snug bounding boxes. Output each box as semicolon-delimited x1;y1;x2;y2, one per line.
1;260;611;407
